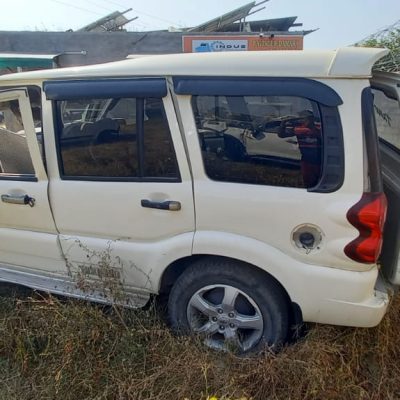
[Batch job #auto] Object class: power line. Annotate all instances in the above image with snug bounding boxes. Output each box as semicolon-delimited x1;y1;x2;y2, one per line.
51;0;179;30
92;0;127;8
83;0;115;13
129;7;181;27
50;0;104;16
93;0;182;26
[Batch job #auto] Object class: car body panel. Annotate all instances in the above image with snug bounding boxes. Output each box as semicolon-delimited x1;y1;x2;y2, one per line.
0;48;395;329
0;89;66;274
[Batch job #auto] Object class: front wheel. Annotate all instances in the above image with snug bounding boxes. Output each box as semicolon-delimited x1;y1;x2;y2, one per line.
168;258;289;354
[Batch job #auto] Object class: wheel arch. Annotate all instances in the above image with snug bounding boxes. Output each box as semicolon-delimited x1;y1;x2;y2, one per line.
158;254;302;327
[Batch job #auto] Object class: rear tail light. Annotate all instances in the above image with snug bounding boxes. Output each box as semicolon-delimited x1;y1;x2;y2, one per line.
344;192;387;264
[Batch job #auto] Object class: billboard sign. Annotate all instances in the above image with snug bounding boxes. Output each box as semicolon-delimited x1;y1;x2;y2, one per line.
191;39;248;53
183;35;303;53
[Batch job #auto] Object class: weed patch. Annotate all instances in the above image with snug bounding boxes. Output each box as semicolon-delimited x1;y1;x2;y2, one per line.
0;288;399;399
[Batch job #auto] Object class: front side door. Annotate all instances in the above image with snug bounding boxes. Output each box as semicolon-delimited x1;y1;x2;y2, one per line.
0;88;65;276
44;79;195;296
371;71;400;285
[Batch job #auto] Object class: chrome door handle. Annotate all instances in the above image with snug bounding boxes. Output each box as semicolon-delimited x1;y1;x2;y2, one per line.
1;194;35;207
141;199;181;211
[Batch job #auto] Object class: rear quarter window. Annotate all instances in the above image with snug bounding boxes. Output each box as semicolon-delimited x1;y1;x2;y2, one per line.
192;95;323;189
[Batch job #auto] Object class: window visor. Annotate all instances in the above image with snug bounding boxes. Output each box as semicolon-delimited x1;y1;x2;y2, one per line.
44;78;168;100
173;77;343;107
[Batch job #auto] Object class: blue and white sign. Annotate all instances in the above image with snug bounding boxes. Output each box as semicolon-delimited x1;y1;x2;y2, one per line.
192;39;248;53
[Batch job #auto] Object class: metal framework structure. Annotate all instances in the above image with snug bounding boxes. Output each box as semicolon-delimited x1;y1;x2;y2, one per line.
74;1;310;35
187;1;269;32
77;9;138;32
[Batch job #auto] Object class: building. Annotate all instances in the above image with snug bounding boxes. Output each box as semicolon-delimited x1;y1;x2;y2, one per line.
0;1;315;71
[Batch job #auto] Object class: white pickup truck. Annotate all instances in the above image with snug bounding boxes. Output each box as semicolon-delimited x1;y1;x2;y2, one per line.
0;47;399;353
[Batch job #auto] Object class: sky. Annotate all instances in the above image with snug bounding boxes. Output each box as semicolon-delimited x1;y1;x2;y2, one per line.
1;0;399;49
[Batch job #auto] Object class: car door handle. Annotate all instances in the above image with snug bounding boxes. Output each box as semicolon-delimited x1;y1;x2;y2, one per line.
141;199;181;211
1;194;35;207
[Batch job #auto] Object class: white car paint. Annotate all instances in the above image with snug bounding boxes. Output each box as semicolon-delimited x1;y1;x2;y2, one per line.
0;47;388;82
0;47;394;330
0;90;65;274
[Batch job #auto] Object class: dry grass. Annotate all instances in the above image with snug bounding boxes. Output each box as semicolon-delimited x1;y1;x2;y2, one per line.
0;286;399;400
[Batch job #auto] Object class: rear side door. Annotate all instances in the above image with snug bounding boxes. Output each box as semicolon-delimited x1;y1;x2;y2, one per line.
371;71;400;284
173;77;369;275
0;88;65;276
44;78;195;296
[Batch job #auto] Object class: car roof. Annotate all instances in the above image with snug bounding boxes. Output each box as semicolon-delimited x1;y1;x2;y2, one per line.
0;47;389;83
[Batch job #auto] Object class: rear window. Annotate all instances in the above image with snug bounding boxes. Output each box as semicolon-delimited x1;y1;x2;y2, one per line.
372;88;400;152
192;95;323;188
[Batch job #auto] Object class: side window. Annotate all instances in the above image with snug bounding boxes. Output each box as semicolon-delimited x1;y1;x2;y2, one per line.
0;98;35;177
56;96;179;180
192;95;323;188
143;98;179;178
372;89;400;152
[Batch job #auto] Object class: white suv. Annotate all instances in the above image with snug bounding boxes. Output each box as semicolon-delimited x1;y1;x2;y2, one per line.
0;47;398;353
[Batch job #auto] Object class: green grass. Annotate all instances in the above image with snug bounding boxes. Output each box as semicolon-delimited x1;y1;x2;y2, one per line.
0;286;399;400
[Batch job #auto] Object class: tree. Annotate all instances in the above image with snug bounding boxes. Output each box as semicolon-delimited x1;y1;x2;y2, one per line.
358;28;400;72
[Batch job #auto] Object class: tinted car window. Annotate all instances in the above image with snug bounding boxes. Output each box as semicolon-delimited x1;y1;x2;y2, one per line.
192;95;323;188
372;89;400;152
57;97;179;180
143;98;179;178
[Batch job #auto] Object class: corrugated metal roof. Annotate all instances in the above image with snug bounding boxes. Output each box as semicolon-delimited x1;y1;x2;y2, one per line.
0;53;56;68
225;16;299;32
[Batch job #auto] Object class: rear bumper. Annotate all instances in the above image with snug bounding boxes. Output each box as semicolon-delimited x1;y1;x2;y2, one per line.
291;266;390;328
309;285;389;328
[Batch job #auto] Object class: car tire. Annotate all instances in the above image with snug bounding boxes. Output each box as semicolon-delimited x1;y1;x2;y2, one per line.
168;258;289;354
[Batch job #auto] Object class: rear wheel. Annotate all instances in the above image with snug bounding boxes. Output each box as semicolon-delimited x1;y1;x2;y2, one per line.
168;258;289;354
